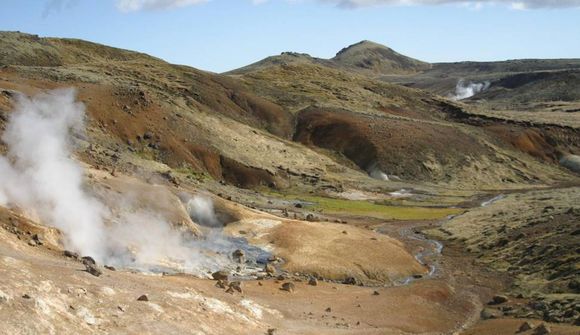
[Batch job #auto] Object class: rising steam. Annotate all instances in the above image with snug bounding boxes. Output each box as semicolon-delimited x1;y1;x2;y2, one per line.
0;89;107;258
450;79;490;100
0;89;263;275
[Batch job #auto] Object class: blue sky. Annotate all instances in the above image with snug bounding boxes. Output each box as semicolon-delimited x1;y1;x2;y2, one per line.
1;0;579;72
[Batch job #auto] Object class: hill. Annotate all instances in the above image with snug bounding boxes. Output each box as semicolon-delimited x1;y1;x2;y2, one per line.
0;31;579;335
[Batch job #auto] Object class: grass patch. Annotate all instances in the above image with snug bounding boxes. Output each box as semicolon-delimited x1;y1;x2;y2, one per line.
271;193;463;221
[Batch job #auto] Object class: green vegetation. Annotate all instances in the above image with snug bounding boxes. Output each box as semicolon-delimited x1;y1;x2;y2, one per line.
271;192;462;221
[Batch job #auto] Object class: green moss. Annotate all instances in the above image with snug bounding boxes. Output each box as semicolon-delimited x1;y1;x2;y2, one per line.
271;193;462;221
173;166;211;182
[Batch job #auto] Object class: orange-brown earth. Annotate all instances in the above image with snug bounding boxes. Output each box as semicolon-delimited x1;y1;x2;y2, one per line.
1;32;579;334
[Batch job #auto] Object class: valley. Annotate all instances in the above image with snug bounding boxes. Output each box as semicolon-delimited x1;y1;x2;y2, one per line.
0;31;578;334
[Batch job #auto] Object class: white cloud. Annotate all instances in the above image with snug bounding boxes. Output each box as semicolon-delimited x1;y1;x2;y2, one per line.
254;0;580;9
116;0;209;12
113;0;580;11
268;0;580;9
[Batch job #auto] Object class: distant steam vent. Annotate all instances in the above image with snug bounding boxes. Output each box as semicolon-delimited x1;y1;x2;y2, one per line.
450;79;490;100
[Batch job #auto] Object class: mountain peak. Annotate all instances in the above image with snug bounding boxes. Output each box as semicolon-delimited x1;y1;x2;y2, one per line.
333;40;430;75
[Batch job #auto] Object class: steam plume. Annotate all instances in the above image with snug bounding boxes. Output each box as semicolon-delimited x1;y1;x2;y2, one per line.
0;89;107;258
0;89;262;275
450;79;490;100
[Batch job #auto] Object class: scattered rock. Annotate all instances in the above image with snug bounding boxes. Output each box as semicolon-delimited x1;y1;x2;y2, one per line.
104;265;116;271
372;291;380;296
325;307;332;313
229;281;243;293
85;263;102;277
137;294;149;302
215;280;228;289
212;270;229;281
491;295;509;305
480;308;502;320
306;214;316;222
0;290;11;304
308;277;318;286
342;277;357;285
22;294;31;299
63;250;79;259
294;203;303;208
81;256;96;266
264;264;276;275
281;282;295;293
517;321;534;333
533;323;551;335
232;249;246;264
267;328;276;335
143;131;154;140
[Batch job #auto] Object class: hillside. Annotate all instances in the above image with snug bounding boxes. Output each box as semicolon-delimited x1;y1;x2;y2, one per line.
332;40;431;75
0;31;579;335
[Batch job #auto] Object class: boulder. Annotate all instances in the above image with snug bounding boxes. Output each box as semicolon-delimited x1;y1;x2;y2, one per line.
264;263;276;275
85;263;102;277
212;270;229;281
229;281;243;293
491;295;509;304
342;277;358;285
81;256;96;266
480;308;502;320
137;294;149;302
533;323;551;335
281;282;295;293
232;249;246;264
63;250;79;259
308;277;318;286
517;321;534;333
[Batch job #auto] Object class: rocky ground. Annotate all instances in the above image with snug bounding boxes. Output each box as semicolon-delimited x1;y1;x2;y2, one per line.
0;32;579;334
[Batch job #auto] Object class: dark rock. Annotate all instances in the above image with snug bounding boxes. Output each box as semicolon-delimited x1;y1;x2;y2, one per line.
342;277;358;285
372;291;380;296
85;263;102;277
306;214;316;222
143;131;154;140
325;307;332;312
533;323;551;335
281;282;295;293
31;234;42;245
517;321;534;333
308;277;318;286
215;280;228;289
104;265;116;271
267;328;276;335
232;249;246;264
137;294;149;302
211;270;229;281
81;256;96;266
480;308;502;320
294;203;303;208
568;279;580;292
229;281;243;293
264;263;276;275
491;295;509;305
